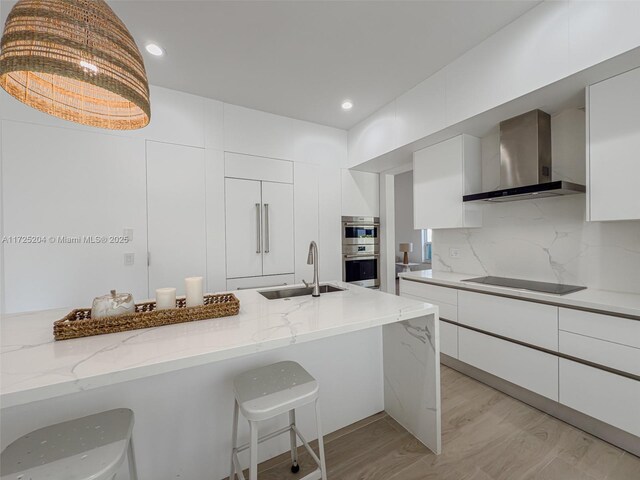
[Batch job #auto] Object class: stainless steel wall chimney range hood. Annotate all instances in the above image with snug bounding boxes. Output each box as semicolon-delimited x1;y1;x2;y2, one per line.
463;110;585;203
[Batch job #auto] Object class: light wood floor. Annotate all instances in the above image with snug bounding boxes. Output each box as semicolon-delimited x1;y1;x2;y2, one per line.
246;365;640;480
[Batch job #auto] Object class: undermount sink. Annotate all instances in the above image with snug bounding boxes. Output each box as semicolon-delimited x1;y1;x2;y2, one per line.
259;284;345;300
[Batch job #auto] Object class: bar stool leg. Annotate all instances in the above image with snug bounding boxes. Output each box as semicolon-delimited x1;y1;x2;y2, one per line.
127;436;139;480
314;399;328;480
230;399;239;480
249;420;259;480
289;409;299;473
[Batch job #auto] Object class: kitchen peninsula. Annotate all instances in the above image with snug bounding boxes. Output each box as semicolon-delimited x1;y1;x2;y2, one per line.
0;282;440;479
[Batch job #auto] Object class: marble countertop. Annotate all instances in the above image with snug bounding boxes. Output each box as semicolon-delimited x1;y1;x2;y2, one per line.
0;282;437;408
399;270;640;319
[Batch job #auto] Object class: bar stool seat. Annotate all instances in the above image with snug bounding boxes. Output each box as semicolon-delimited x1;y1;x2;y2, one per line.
230;361;327;480
1;408;138;480
234;361;319;422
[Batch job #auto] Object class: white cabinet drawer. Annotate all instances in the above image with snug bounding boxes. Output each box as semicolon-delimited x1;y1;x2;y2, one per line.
440;322;458;358
559;331;640;376
226;274;295;291
458;291;558;350
560;359;640;436
559;308;640;349
399;279;457;305
459;328;558;400
400;280;458;321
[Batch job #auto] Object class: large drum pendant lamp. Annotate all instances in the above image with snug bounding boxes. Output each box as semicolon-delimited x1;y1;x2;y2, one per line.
0;0;150;130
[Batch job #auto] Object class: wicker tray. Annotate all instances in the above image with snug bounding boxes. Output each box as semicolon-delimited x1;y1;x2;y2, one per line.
54;293;240;341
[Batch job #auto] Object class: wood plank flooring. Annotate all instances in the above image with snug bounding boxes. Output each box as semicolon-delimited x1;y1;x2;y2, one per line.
241;365;640;480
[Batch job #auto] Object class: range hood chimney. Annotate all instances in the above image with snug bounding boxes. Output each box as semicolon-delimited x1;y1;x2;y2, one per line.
463;109;585;203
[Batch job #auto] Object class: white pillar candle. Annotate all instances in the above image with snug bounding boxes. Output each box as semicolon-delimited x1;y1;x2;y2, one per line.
185;276;204;307
155;287;176;310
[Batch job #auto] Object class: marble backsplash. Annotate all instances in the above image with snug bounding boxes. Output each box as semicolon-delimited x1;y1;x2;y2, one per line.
432;195;640;294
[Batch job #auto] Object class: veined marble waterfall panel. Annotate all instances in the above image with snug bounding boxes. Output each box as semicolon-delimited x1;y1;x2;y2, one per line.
432;195;640;294
383;313;441;454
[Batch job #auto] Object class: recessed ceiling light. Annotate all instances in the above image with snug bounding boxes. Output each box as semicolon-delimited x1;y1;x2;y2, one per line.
341;100;353;111
145;43;164;56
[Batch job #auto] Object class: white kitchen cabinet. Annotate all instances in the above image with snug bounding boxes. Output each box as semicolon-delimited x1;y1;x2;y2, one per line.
223;103;346;166
559;308;640;349
225;178;294;279
440;322;459;359
226;274;295;291
205;150;227;293
458;291;558;351
294;163;319;283
587;66;640;221
341;170;380;217
318;167;343;282
459;328;559;401
147;142;207;296
559;331;640;377
413;134;482;229
400;279;458;322
224;152;293;184
225;178;263;279
560;359;640;437
261;182;295;276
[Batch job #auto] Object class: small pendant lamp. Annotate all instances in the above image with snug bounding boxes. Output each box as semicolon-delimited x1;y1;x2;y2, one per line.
0;0;150;130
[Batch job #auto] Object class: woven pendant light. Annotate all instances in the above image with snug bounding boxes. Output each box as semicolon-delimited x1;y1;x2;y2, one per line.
0;0;150;130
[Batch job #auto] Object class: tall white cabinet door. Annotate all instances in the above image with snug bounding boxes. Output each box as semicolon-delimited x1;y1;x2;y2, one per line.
588;67;640;221
225;178;263;279
294;163;319;283
261;181;295;276
147;141;207;295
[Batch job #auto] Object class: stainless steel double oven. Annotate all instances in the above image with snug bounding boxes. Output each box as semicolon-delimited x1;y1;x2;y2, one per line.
342;216;380;288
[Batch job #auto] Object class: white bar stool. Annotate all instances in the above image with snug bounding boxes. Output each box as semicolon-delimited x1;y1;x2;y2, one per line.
230;361;328;480
1;408;138;480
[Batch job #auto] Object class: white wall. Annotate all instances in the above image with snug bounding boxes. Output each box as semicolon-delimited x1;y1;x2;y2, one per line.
432;109;640;295
348;0;640;167
0;85;348;314
394;171;422;264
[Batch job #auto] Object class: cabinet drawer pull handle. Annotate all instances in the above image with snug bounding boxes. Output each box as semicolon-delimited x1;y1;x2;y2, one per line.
256;203;261;254
264;203;270;253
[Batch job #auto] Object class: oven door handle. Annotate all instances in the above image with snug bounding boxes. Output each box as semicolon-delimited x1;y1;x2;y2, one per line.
343;223;380;228
343;254;380;259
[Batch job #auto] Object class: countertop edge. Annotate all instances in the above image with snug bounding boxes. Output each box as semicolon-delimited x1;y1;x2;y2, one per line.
1;301;438;408
399;272;640;320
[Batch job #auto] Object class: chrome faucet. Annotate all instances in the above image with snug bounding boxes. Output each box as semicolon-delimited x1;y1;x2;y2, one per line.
303;241;321;297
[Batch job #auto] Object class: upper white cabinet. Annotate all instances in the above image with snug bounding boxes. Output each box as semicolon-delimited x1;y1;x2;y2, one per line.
587;67;640;222
147;142;207;295
341;170;380;217
413;134;482;229
225;178;294;279
225;152;293;184
224;103;347;167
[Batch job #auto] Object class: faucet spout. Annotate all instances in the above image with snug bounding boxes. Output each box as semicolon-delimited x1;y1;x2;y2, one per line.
304;241;320;297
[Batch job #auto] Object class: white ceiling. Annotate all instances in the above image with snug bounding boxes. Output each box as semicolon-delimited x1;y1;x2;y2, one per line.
1;0;541;129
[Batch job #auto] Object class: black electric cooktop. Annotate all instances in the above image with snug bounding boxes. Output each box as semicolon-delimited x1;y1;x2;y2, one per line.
462;276;586;295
